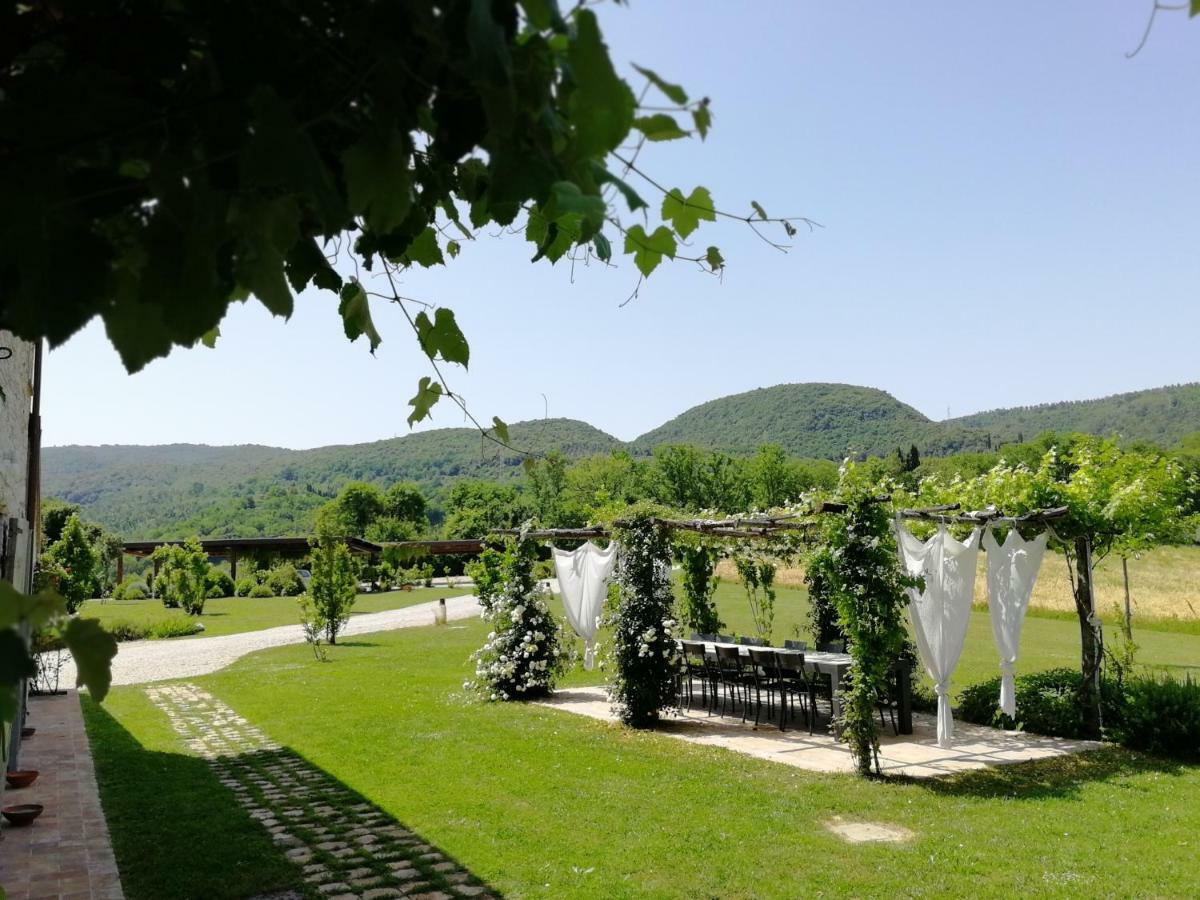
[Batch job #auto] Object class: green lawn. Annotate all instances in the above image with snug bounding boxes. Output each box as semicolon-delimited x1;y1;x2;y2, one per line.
85;617;1200;899
78;586;468;639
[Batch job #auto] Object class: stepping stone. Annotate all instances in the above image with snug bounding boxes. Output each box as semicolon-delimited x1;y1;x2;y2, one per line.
824;818;913;844
432;862;457;873
409;892;452;900
363;889;403;900
317;883;352;895
286;848;314;862
345;868;374;881
453;888;489;898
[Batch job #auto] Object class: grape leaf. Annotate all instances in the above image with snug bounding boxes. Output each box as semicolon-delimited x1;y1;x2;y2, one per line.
632;114;689;142
61;617;118;703
661;186;716;239
692;103;712;140
199;327;220;349
404;227;444;267
624;225;676;277
705;246;725;271
407;376;444;425
592;232;612;262
342;130;413;233
567;10;636;157
550;181;605;233
447;240;461;258
631;64;688;105
415;308;470;367
338;281;382;352
751;200;769;220
492;416;511;444
592;164;648;212
0;581;66;630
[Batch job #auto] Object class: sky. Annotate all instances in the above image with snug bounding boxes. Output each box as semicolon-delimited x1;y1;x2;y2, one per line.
42;2;1200;449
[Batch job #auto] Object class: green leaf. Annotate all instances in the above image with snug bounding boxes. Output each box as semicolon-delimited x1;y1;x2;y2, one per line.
623;224;676;277
199;327;220;349
592;164;647;212
447;240;461;258
492;416;511;445
632;114;690;142
337;281;382;353
705;246;725;271
519;0;556;30
751;200;769;221
592;232;612;262
61;617;118;703
567;10;636;157
342;130;413;233
403;227;444;268
550;181;605;232
406;376;444;426
1193;0;1199;17
284;236;343;294
234;196;301;318
661;186;716;239
0;582;66;630
414;308;470;367
692;104;712;141
631;64;688;105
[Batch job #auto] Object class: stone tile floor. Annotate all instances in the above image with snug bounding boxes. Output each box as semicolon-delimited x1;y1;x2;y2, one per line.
538;686;1102;777
146;684;494;900
0;692;124;900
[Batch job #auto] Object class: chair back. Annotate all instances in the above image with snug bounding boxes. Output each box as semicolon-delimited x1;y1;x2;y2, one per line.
738;635;765;647
818;639;847;653
783;639;807;651
748;647;779;676
717;634;734;643
774;649;805;677
696;633;716;643
715;643;743;674
680;641;707;664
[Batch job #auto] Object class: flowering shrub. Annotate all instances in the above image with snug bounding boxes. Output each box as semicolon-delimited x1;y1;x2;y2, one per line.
468;539;567;701
608;514;679;727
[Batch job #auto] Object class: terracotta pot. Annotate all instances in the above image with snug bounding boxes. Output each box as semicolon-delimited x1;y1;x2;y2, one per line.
20;727;35;738
5;770;38;789
2;804;44;827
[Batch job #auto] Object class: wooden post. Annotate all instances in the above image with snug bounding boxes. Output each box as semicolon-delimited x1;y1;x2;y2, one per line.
1073;535;1103;739
152;557;161;598
116;553;124;585
230;549;238;583
1122;556;1133;641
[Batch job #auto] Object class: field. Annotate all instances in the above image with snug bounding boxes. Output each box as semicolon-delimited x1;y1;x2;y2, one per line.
719;544;1200;626
77;586;468;639
85;617;1200;899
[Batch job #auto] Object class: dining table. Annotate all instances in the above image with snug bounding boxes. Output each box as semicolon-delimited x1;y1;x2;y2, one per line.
698;640;914;735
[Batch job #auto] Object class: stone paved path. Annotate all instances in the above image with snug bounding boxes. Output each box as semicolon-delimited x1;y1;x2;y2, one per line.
0;692;124;899
146;683;494;900
59;594;481;687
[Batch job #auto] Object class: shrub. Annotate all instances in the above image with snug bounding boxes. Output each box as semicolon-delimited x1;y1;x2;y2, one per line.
151;538;210;615
234;575;257;597
148;619;204;639
248;582;274;598
1108;674;1200;761
104;620;152;642
267;563;304;597
47;514;99;613
204;569;236;599
112;577;148;602
467;539;566;701
958;668;1122;740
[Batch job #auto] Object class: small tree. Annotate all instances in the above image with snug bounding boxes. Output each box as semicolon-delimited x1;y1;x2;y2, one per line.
734;556;777;644
305;532;358;644
48;514;99;614
152;538;210;615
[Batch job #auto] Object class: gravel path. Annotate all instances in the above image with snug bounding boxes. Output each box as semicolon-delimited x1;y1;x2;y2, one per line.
58;594;481;688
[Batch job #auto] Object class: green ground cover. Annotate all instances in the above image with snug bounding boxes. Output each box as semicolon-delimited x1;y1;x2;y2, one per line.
77;586;467;639
85;618;1200;899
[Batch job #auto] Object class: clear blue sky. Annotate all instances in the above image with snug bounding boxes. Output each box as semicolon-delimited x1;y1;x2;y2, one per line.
44;2;1200;449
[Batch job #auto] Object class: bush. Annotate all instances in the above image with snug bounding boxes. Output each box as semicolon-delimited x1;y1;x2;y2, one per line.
104;620;151;642
148;619;204;639
205;569;236;599
305;532;358;644
267;563;304;597
1108;674;1200;761
112;577;148;602
248;582;274;598
958;668;1123;740
151;538;210;615
234;575;257;597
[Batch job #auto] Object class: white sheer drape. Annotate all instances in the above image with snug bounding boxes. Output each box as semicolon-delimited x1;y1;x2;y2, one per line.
552;541;617;670
983;528;1047;718
897;524;981;748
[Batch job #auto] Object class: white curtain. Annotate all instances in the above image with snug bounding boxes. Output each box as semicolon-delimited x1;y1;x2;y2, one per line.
552;541;617;670
983;527;1047;718
897;524;981;748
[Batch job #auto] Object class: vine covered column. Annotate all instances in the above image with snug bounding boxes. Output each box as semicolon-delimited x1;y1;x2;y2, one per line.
608;515;678;728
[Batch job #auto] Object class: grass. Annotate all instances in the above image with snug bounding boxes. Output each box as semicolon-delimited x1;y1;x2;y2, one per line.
78;586;468;639
86;619;1200;899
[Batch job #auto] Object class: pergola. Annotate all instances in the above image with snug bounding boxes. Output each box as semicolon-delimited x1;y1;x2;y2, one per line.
119;536;382;581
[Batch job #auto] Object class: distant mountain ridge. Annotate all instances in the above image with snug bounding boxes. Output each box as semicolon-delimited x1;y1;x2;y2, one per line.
43;382;1200;538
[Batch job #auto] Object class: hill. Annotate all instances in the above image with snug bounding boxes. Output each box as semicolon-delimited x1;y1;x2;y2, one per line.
632;383;991;459
43;418;620;539
945;383;1200;448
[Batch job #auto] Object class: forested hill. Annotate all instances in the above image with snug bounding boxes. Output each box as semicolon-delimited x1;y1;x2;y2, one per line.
944;383;1200;448
42;382;1200;539
43;419;621;538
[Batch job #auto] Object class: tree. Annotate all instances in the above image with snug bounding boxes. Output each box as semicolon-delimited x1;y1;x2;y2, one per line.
382;483;428;527
305;531;358;645
47;514;99;614
442;481;528;539
318;482;386;536
749;444;797;510
1;3;805;442
524;451;569;525
151;538;210;615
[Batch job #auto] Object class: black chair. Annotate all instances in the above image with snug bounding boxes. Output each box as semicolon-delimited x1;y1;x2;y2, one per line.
738;636;766;647
773;650;813;732
784;639;808;652
714;644;754;719
696;633;717;643
717;634;734;644
747;647;786;728
817;639;847;653
679;641;713;711
874;664;900;735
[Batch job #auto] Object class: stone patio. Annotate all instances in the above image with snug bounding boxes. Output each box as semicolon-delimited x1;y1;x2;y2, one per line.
0;692;124;900
537;686;1101;778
